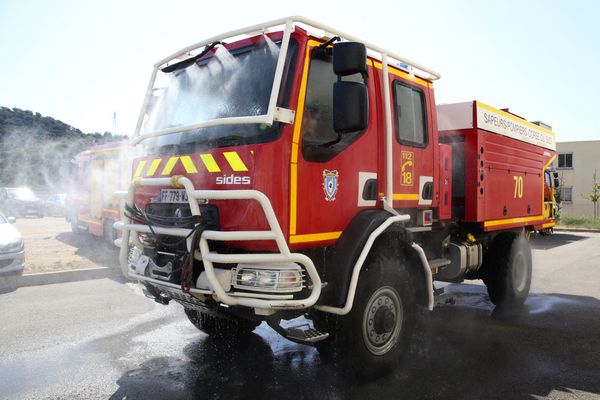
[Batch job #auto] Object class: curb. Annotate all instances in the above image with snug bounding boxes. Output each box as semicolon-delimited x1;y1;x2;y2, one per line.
554;227;600;234
19;267;123;287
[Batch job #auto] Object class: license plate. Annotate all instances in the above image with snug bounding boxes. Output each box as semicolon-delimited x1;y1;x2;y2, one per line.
159;189;189;203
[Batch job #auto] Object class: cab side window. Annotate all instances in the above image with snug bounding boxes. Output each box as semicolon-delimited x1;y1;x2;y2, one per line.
544;171;552;201
301;49;367;162
393;81;427;147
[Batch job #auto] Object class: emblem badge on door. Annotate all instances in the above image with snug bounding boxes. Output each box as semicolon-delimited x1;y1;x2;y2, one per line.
323;170;339;202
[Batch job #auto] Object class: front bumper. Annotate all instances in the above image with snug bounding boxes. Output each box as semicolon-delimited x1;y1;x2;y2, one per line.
114;176;322;312
0;250;25;276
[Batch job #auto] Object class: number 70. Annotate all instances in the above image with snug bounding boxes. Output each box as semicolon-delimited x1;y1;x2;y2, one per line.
513;176;523;198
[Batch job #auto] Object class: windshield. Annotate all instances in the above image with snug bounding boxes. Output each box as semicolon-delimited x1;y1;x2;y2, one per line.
142;37;297;152
144;36;290;134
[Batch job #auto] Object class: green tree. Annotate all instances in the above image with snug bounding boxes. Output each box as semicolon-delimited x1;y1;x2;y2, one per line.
582;170;600;219
554;173;564;219
0;106;115;191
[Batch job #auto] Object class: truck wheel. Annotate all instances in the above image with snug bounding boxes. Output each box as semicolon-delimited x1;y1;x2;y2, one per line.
184;308;260;338
483;233;532;307
315;252;418;375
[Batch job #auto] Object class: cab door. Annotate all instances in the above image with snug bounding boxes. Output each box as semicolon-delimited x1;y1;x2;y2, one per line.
289;41;378;247
388;72;437;215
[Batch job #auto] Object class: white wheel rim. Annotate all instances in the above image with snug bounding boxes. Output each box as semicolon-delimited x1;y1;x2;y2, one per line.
512;252;528;293
362;286;403;356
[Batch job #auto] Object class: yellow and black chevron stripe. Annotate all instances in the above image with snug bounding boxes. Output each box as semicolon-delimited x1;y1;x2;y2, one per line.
133;152;249;177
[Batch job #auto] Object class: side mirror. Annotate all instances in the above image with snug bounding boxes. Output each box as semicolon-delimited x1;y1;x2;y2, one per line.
554;178;560;188
332;41;369;134
553;172;559;179
333;82;368;133
333;42;367;76
8;216;16;224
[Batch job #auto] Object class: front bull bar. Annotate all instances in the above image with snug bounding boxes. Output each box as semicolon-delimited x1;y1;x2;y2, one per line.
114;176;322;310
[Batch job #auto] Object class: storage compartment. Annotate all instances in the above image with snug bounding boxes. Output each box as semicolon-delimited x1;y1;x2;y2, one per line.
437;101;556;230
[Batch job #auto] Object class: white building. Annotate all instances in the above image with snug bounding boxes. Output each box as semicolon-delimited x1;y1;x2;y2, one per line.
554;141;600;217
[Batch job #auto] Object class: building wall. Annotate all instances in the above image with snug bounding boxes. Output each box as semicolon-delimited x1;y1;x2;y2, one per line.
554;141;600;217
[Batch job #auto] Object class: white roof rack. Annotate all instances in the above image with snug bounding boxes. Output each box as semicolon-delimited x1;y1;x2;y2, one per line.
157;16;441;81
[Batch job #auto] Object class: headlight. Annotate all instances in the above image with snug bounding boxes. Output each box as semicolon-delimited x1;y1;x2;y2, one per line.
233;263;304;293
1;240;23;253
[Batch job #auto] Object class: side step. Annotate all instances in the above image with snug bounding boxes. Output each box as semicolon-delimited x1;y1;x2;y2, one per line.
429;258;451;268
433;285;456;306
267;320;329;346
286;324;329;343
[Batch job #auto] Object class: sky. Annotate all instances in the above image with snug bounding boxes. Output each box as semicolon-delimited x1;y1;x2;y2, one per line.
0;0;599;142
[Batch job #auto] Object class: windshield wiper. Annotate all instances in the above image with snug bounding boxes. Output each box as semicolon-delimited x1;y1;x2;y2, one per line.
207;134;251;148
161;41;224;73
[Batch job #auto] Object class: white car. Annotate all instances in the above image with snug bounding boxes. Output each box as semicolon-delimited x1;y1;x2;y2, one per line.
0;212;25;282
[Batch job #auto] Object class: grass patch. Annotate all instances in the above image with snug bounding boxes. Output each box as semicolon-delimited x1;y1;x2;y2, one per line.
558;214;600;229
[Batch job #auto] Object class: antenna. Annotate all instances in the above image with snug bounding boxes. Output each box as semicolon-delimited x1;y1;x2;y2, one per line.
112;111;117;135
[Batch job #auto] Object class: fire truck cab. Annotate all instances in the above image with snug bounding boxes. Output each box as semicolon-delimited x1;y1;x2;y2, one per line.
116;17;556;372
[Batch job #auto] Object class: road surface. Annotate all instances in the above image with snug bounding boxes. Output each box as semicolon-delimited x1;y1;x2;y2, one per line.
0;229;599;399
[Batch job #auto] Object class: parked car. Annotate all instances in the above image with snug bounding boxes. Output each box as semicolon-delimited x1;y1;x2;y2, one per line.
0;187;44;218
44;193;67;217
0;212;24;292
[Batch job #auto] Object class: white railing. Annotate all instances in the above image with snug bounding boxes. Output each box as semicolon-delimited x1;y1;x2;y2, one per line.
133;16;440;141
115;176;322;310
115;176;433;313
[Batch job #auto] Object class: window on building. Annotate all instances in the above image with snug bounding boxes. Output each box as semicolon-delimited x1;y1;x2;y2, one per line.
561;186;573;202
558;153;573;169
393;81;428;147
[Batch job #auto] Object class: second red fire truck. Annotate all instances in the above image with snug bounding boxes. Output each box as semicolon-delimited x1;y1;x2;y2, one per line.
69;141;132;244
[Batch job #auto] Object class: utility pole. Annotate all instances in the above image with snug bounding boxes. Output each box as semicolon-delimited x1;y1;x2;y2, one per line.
112;111;117;136
595;170;599;219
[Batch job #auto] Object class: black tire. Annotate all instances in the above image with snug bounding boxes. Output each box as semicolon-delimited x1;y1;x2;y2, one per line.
184;308;260;338
482;232;532;307
315;250;419;375
0;273;20;293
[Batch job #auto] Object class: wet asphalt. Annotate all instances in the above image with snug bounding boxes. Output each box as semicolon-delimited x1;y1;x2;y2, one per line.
1;232;599;399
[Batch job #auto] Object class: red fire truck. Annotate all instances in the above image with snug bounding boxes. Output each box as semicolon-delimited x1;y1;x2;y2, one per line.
69;141;132;244
115;17;557;371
